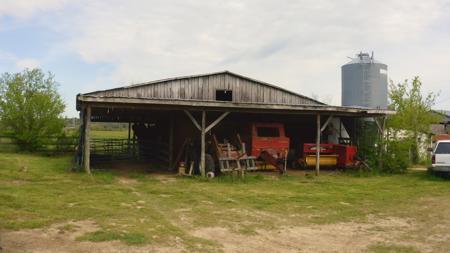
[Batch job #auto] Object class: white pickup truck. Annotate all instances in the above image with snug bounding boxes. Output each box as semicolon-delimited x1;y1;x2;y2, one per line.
431;140;450;176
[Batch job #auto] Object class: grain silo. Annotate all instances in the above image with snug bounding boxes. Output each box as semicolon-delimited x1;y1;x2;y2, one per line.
341;52;388;109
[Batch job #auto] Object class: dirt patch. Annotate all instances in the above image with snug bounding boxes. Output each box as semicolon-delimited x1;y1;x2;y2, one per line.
1;216;446;253
0;180;28;186
0;220;180;253
192;217;432;253
153;175;177;184
117;177;139;185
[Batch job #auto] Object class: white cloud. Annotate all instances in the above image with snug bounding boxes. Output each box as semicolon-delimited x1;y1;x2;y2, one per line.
4;0;450;114
64;1;448;106
0;0;66;18
15;58;40;69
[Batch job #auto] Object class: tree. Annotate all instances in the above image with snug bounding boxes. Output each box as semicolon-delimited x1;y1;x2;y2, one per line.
387;76;442;164
0;69;66;151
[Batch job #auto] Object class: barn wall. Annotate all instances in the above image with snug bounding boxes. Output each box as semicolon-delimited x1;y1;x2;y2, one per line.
93;73;319;105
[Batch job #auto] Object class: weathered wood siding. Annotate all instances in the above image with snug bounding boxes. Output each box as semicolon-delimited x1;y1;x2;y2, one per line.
88;73;320;105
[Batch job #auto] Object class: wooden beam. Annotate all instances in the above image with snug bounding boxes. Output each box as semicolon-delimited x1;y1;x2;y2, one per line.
184;110;201;131
205;112;230;132
78;109;84;167
374;117;383;132
83;105;91;174
200;111;206;177
79;96;394;117
132;123;136;158
168;116;174;170
315;114;320;176
320;115;333;132
127;122;131;154
377;116;386;172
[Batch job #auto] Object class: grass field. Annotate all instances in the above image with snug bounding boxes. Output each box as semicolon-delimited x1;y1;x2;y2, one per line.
0;153;449;252
90;130;129;139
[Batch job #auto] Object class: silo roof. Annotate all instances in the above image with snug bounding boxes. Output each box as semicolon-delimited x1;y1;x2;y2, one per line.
344;52;384;65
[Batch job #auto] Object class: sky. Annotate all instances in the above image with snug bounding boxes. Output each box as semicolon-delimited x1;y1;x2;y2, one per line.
1;0;450;117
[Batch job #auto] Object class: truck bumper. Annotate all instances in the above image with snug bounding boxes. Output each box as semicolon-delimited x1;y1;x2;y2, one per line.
431;165;450;172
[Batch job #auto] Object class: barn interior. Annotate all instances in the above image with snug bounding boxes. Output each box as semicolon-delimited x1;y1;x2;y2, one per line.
83;106;372;176
76;71;391;176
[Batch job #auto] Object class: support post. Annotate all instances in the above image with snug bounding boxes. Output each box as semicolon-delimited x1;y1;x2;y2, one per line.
376;116;386;172
320;115;333;132
83;105;91;174
200;111;206;177
132;123;136;158
205;112;230;132
315;114;321;176
168;116;174;170
183;110;230;177
184;110;201;131
127;122;131;154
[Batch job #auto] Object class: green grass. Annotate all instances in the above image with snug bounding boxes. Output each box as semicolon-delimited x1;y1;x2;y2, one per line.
76;230;147;245
91;130;129;139
0;152;449;251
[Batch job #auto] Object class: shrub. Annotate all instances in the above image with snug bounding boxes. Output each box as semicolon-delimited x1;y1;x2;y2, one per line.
381;139;411;174
0;69;65;151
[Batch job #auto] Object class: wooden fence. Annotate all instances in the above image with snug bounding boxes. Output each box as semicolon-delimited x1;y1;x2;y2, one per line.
0;135;169;165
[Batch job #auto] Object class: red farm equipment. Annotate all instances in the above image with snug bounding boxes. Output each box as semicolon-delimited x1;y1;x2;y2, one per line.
301;143;357;168
211;122;289;174
245;123;290;173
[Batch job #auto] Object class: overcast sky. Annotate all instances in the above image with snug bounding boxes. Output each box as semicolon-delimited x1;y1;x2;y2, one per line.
1;0;450;117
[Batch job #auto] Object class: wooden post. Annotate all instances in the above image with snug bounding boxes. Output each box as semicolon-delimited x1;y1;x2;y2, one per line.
168;116;174;170
183;110;229;177
315;114;321;176
376;117;386;172
78;109;84;167
127;122;131;154
132;123;136;158
83;105;91;174
200;111;206;177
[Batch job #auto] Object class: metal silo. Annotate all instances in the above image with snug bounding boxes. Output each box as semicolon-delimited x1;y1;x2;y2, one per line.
341;52;388;109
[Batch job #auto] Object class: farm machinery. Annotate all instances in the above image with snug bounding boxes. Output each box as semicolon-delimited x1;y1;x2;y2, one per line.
301;143;357;168
212;122;289;174
212;121;359;174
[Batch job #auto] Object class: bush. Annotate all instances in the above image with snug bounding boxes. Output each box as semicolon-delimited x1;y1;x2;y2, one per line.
0;69;65;151
381;139;411;174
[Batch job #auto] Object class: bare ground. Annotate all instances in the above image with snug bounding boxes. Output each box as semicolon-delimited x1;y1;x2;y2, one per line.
1;215;446;253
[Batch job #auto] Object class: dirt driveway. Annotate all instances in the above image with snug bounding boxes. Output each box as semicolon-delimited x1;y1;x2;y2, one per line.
1;215;447;253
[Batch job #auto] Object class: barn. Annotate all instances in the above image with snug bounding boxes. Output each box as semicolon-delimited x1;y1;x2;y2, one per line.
76;71;391;175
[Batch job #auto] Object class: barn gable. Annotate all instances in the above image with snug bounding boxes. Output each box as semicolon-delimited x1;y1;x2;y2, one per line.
82;71;323;106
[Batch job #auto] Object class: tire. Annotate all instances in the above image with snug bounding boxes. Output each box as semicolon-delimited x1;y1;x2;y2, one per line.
205;154;215;173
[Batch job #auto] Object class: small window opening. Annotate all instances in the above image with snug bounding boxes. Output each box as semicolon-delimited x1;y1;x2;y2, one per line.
216;89;233;101
257;127;280;137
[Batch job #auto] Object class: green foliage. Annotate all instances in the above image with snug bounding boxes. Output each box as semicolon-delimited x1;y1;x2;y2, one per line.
354;120;379;169
387;77;442;164
382;139;411;174
0;69;65;151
